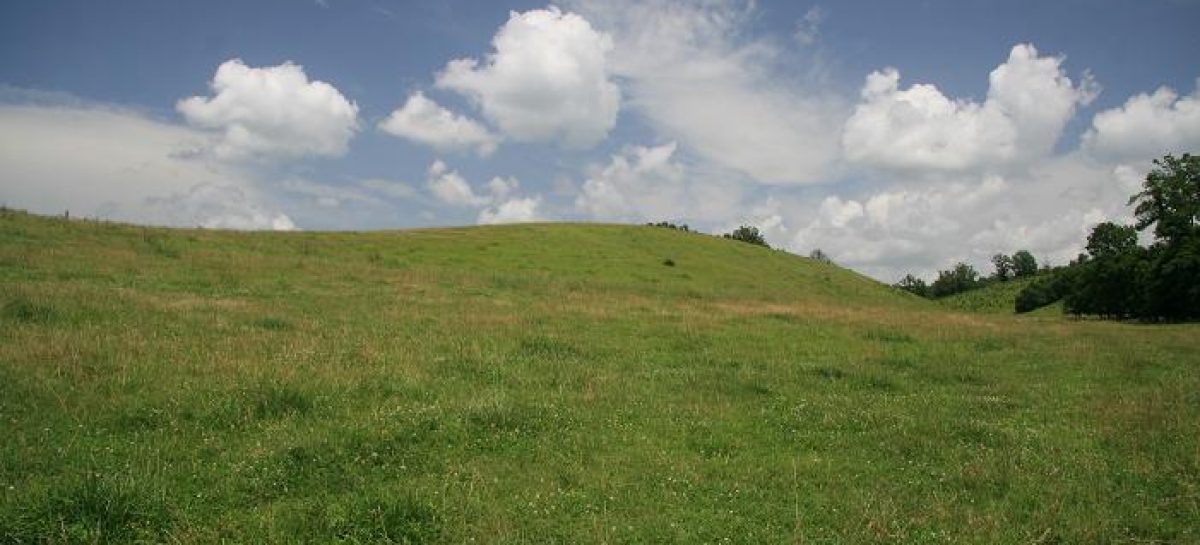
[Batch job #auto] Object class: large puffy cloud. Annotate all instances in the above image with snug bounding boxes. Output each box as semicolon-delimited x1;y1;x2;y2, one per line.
574;141;745;222
564;0;843;184
786;156;1143;281
575;142;685;220
478;196;543;224
1082;80;1200;162
379;92;498;155
436;7;619;148
843;44;1096;172
426;160;488;207
177;59;359;160
423;160;544;224
0;102;294;230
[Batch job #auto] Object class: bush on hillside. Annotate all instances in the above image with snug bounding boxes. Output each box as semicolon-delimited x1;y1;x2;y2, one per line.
648;221;691;232
723;226;769;248
929;262;980;298
809;248;832;264
1015;273;1068;313
894;274;929;297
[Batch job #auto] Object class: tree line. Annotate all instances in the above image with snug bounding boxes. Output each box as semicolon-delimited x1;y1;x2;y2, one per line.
894;249;1043;299
648;221;772;248
895;153;1199;321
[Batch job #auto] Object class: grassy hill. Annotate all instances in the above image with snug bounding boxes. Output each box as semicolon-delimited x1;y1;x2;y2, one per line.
936;277;1037;314
937;277;1067;316
2;210;1198;543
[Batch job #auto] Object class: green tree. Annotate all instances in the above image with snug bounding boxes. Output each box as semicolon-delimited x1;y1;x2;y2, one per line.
1011;250;1038;278
1064;222;1144;318
808;248;831;263
930;262;980;298
1128;154;1200;320
1085;222;1138;260
1130;153;1200;245
1015;273;1068;313
895;274;929;298
723;226;769;247
991;253;1014;281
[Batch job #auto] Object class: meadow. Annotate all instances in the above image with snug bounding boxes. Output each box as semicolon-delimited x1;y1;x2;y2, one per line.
1;209;1197;543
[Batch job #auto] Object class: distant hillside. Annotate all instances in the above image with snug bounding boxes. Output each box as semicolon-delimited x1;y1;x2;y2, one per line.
0;209;912;311
937;276;1040;314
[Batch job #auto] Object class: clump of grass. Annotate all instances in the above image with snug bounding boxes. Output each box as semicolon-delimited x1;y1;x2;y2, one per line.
662;258;676;267
141;231;180;259
1;473;173;543
466;403;543;436
2;296;57;325
198;385;316;427
252;385;314;419
862;327;914;343
814;366;847;380
764;312;802;323
877;354;917;370
112;405;169;432
285;492;442;543
858;374;899;392
251;316;292;331
517;335;584;361
973;335;1011;352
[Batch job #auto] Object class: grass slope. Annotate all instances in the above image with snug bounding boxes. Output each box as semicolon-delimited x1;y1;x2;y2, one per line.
937;277;1065;316
936;277;1036;314
2;210;1198;543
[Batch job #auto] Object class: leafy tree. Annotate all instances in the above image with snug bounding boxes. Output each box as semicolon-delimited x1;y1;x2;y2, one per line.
648;221;690;232
930;262;980;298
894;274;929;298
1011;250;1038;278
723;226;769;247
1015;273;1065;313
1141;237;1200;320
1085;222;1138;260
1064;222;1145;318
1129;153;1200;245
809;248;832;263
991;253;1014;281
1128;154;1200;320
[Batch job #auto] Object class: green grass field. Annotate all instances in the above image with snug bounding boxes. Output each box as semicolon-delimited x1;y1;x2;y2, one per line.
937;277;1039;314
2;209;1198;543
936;276;1065;317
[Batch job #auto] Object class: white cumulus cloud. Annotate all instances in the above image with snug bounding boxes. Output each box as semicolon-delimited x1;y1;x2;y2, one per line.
565;0;843;185
426;160;488;207
843;44;1096;172
574;141;746;222
786;156;1143;281
478;196;543;224
1082;80;1200;162
177;59;359;160
379;92;498;155
0;102;295;230
423;160;542;225
576;142;686;220
436;6;619;148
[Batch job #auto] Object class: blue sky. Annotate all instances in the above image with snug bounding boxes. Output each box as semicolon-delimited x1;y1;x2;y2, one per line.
2;0;1198;280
